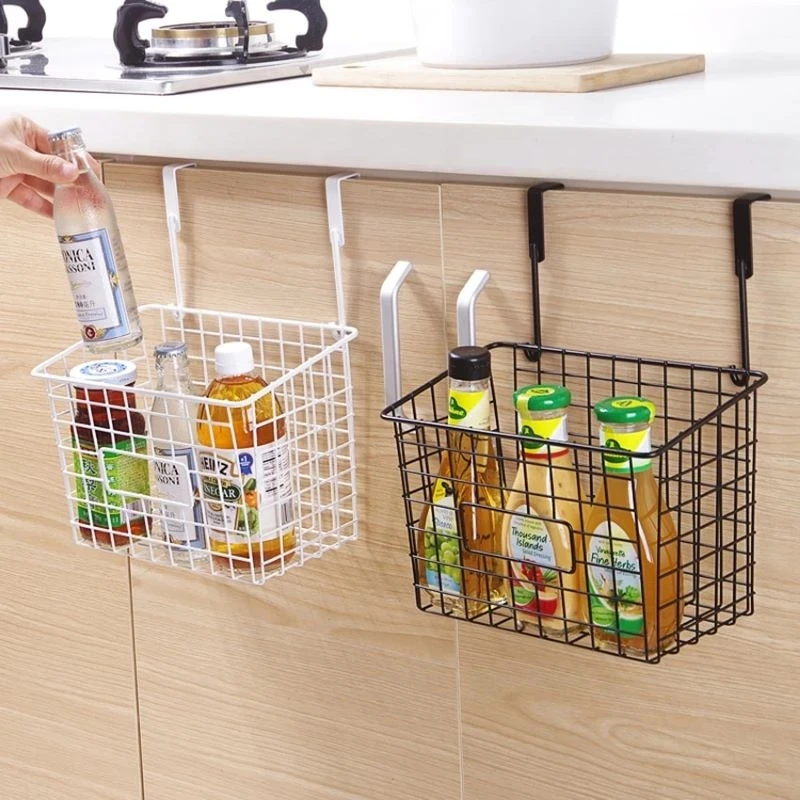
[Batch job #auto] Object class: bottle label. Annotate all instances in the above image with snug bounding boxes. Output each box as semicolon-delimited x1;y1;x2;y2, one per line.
520;415;570;459
74;437;149;529
601;426;652;474
199;438;293;544
60;228;130;344
448;389;490;429
507;506;560;616
587;521;643;636
423;478;462;596
154;448;203;546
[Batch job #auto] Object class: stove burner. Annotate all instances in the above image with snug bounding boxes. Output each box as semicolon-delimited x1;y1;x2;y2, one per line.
113;0;327;68
128;46;307;72
0;0;46;47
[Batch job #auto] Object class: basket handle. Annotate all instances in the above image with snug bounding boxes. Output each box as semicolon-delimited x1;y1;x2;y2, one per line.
456;269;490;346
326;172;359;329
380;261;414;406
162;166;358;328
162;162;196;320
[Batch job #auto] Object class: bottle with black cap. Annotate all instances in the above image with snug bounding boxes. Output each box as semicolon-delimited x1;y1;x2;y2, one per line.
419;346;503;616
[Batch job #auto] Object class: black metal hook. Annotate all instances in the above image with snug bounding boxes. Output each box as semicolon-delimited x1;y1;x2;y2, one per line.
730;193;770;386
524;182;565;362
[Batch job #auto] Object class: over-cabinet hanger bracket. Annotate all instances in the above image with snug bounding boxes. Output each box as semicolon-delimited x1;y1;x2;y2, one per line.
731;192;771;387
524;182;771;385
525;182;564;362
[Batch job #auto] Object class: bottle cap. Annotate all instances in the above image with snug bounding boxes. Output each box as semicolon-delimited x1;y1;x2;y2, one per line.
595;396;656;425
448;346;491;383
48;127;85;147
514;384;571;415
154;341;188;360
70;359;138;387
215;341;255;378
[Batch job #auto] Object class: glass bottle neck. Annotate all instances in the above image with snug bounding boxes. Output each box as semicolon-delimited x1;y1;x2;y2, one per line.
156;356;194;394
448;377;490;430
52;142;92;174
520;410;570;461
600;423;653;475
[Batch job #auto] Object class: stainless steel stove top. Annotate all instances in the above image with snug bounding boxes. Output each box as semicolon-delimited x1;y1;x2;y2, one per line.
0;37;406;95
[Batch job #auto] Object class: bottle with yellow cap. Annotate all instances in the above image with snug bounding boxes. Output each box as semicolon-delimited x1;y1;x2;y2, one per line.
419;346;503;617
501;384;587;636
585;396;682;657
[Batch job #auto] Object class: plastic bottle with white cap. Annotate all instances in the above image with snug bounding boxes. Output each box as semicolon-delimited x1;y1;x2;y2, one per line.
197;341;296;574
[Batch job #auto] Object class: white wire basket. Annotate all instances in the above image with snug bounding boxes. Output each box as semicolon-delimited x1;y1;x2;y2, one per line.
31;169;360;586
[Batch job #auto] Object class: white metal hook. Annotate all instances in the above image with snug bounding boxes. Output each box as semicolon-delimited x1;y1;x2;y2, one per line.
456;269;490;347
325;172;359;329
380;261;414;407
162;163;196;319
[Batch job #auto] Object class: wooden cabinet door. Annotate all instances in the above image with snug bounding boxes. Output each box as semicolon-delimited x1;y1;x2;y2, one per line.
105;166;460;800
440;185;799;800
0;194;143;799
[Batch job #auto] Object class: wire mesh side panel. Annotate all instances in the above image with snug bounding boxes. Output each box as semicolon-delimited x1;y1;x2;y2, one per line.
387;343;763;663
37;304;358;587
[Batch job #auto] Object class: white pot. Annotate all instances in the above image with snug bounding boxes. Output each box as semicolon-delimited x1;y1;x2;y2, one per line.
412;0;619;70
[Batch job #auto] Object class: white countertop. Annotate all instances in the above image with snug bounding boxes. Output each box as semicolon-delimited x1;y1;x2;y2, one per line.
4;54;800;192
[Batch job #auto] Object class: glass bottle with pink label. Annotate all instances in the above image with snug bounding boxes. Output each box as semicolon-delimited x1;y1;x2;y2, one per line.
501;384;587;637
585;397;683;657
50;127;142;353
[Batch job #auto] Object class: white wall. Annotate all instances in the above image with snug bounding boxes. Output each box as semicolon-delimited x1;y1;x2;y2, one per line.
5;0;800;54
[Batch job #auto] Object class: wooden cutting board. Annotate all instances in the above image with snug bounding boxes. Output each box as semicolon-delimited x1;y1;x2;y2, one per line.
312;53;706;94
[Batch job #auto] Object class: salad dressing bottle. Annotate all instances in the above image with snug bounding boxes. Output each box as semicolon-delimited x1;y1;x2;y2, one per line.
585;397;682;656
501;385;586;636
419;346;503;617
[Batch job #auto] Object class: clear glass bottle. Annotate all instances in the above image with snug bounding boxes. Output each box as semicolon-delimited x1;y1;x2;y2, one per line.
50;127;142;353
419;346;504;618
196;342;296;575
150;342;205;559
501;385;587;637
585;397;683;657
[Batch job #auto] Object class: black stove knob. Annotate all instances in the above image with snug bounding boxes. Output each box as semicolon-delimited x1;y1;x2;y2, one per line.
267;0;328;53
0;0;47;44
114;0;168;67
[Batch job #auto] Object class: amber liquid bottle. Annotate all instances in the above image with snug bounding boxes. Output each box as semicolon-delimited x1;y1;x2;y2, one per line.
585;397;683;657
71;359;150;549
197;342;296;574
501;384;587;637
419;346;504;618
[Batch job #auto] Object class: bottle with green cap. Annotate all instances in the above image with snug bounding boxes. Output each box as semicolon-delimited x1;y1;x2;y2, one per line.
501;384;587;636
585;396;682;657
419;346;503;616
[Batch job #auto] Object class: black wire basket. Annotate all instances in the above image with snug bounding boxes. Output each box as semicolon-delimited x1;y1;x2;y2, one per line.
379;189;771;664
381;342;767;663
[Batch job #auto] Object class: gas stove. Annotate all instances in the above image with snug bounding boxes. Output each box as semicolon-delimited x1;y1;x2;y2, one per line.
0;0;405;95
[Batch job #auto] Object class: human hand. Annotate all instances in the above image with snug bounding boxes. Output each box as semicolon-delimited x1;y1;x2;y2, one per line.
0;115;100;218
